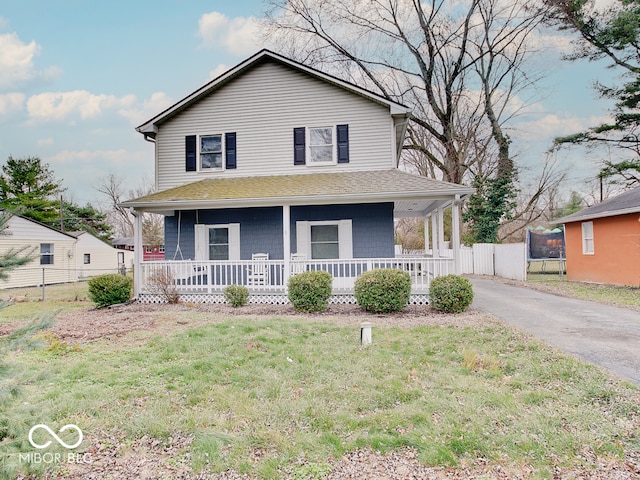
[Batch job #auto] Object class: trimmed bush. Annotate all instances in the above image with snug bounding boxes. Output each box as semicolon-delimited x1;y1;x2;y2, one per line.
429;274;474;313
224;284;250;307
288;270;333;312
88;274;132;308
354;268;411;313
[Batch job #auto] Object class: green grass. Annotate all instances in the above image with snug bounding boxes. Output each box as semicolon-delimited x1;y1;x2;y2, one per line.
527;274;640;309
3;316;638;479
0;282;91;322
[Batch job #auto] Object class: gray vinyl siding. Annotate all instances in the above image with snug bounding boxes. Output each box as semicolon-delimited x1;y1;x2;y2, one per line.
163;203;394;261
155;61;394;191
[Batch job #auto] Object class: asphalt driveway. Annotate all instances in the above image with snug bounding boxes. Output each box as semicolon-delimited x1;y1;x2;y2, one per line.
471;277;640;387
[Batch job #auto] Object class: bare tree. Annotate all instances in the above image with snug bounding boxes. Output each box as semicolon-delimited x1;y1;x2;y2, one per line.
264;0;551;241
95;173;164;245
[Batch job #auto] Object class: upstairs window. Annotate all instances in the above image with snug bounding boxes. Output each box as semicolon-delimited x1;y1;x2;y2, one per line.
40;243;54;265
201;135;223;169
294;125;349;165
84;253;91;264
185;133;237;172
309;127;334;164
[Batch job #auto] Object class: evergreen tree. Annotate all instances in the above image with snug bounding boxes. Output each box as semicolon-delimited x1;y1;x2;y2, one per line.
0;156;63;225
61;201;113;242
546;0;640;187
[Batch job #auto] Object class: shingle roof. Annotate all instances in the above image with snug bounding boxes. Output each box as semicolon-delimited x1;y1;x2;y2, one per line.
555;187;640;223
120;170;473;212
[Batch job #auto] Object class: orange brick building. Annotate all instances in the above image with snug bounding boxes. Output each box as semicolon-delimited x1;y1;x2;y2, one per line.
556;187;640;287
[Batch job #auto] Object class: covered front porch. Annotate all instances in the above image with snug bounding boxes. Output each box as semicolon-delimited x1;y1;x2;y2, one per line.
122;170;474;305
137;255;455;304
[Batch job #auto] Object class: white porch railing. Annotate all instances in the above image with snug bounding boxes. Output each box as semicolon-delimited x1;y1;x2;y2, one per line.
138;257;454;297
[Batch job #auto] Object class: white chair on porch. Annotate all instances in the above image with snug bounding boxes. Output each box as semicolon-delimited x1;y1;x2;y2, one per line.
248;253;269;286
291;253;306;275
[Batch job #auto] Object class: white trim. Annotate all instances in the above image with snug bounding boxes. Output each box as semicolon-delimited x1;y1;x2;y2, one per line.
581;221;595;255
296;219;353;259
306;126;337;166
195;223;240;261
198;133;225;172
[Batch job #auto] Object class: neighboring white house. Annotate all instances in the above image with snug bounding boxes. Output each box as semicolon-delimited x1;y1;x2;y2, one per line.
0;214;77;289
69;231;134;279
0;215;134;289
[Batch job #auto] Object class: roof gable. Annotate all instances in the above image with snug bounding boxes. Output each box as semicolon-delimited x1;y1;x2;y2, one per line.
4;214;77;241
555;187;640;223
136;49;411;137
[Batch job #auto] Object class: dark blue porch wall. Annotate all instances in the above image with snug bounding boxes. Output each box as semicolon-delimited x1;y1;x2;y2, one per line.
164;203;394;260
163;207;283;260
290;203;395;258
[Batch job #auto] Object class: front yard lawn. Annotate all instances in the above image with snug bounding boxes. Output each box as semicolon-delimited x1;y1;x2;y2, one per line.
1;303;638;479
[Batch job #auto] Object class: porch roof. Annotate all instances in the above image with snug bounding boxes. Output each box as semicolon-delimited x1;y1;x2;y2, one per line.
121;169;474;217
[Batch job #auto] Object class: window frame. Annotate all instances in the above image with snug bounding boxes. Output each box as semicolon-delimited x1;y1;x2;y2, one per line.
581;221;595;255
40;243;54;265
199;134;225;171
194;223;240;261
296;220;353;260
307;126;336;165
83;253;91;265
310;223;340;260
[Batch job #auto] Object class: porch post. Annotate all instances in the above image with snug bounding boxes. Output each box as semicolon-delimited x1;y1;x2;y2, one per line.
452;195;461;274
438;207;445;255
431;212;439;258
423;214;430;254
132;209;143;298
282;204;291;290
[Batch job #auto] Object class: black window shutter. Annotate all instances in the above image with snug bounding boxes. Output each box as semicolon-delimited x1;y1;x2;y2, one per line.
337;124;349;163
225;132;237;169
293;127;306;165
185;135;197;172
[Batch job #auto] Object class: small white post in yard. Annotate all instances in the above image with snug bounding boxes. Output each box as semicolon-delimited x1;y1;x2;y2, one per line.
360;322;372;346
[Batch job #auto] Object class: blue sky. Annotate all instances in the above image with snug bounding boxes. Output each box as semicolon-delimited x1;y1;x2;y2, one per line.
0;1;620;207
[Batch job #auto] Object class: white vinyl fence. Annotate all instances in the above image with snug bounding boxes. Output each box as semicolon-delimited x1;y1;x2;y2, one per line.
430;243;527;281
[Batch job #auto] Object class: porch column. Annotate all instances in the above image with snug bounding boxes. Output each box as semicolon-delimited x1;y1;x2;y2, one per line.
438;207;445;255
282;204;291;289
423;214;430;254
452;195;461;274
132;209;143;298
431;212;439;258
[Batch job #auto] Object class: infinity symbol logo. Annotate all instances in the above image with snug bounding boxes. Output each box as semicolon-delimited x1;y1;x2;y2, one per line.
28;424;83;449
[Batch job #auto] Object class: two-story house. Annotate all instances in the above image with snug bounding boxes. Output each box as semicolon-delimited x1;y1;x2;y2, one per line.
122;50;473;304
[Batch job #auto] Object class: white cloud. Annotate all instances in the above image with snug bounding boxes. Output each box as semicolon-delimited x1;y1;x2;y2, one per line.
0;32;58;90
198;11;263;55
209;64;231;80
0;92;24;115
119;91;174;126
37;137;54;146
515;113;612;141
26;90;136;123
48;148;146;166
